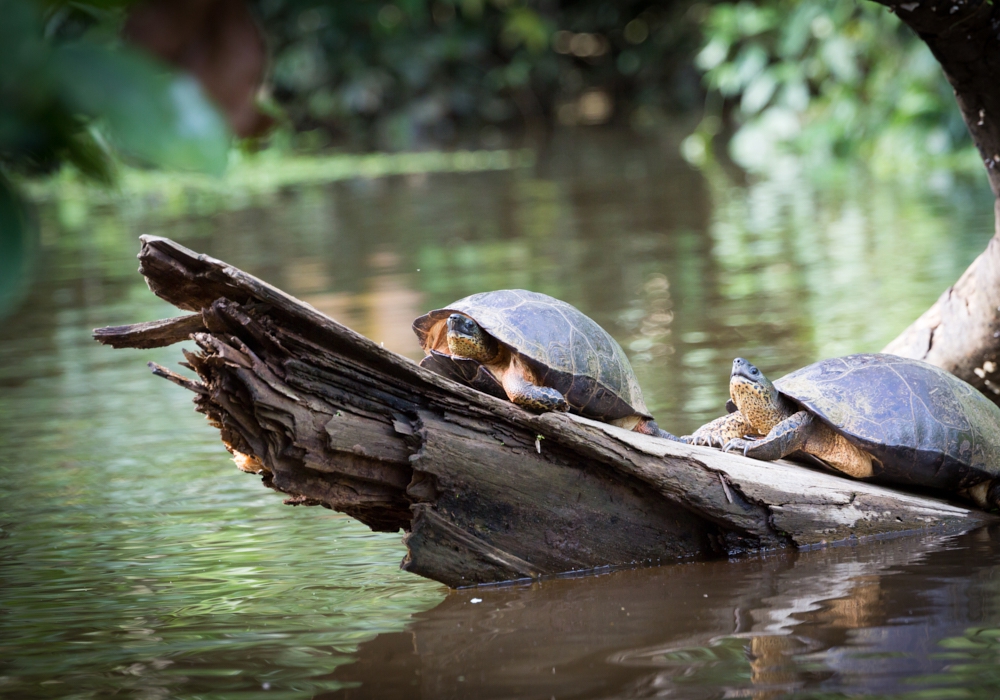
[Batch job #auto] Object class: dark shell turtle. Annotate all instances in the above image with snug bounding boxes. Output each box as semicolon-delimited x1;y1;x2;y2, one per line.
684;353;1000;509
413;289;674;438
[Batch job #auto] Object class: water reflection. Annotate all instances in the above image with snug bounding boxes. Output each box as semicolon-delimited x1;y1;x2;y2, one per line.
1;130;998;698
326;527;1000;699
22;132;993;434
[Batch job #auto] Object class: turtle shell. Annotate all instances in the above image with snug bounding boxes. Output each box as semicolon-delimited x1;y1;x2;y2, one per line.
413;289;650;421
774;353;1000;489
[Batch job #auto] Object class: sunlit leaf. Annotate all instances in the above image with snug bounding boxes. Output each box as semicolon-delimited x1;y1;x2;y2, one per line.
697;38;731;71
734;3;778;37
741;70;778;115
55;44;231;175
694;0;971;174
820;35;858;84
502;8;551;54
778;3;821;59
777;76;810;112
731;44;769;92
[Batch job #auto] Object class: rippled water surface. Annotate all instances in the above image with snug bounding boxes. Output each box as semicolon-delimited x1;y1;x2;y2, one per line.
2;131;1000;698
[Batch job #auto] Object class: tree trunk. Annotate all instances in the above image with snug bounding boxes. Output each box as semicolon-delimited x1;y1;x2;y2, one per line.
879;0;1000;400
94;236;991;587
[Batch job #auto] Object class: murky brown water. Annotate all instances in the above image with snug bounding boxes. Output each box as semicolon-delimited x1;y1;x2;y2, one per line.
328;527;1000;699
2;131;999;698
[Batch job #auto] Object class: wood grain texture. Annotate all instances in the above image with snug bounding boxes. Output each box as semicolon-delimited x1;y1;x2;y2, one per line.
94;314;207;349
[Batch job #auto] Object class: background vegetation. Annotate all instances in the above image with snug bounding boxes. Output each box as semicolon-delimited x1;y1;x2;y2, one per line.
0;0;983;317
0;0;976;177
686;0;975;175
255;0;706;149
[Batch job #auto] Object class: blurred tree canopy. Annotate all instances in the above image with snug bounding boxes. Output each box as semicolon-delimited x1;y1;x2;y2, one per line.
2;0;973;178
254;0;707;149
686;0;972;174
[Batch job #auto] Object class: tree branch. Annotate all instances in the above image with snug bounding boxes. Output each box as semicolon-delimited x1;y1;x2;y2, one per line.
878;0;1000;399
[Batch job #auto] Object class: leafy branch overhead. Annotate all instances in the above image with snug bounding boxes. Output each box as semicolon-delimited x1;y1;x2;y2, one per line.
689;0;972;173
0;0;232;181
0;0;237;318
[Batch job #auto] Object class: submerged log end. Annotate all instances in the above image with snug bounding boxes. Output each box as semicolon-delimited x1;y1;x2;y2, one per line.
402;504;545;587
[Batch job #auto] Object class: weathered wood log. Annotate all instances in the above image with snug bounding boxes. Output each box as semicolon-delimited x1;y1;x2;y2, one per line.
878;0;1000;399
94;236;993;587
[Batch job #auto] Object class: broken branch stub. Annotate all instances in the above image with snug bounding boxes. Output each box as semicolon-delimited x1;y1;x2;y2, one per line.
93;237;992;587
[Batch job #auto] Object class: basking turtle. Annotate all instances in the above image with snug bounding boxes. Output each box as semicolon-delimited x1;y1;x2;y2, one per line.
683;353;1000;509
413;289;676;439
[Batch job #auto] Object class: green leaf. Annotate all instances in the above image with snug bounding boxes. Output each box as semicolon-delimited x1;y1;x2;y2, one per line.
819;35;858;85
697;38;731;72
778;3;821;59
741;69;778;115
61;126;116;184
55;44;231;175
731;44;769;92
502;8;551;54
0;176;35;320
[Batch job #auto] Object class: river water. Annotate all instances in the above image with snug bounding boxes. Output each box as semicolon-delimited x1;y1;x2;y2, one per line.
2;131;999;698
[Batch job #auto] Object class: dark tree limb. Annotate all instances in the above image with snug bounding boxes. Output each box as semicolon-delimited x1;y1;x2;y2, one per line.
94;237;992;587
878;0;1000;399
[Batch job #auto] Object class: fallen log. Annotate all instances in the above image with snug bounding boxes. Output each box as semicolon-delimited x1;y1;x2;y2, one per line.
93;236;993;587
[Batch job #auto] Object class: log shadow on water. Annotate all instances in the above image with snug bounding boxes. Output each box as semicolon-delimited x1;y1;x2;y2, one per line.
321;524;1000;700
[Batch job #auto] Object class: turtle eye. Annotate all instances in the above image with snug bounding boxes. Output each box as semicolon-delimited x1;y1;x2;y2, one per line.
751;368;759;376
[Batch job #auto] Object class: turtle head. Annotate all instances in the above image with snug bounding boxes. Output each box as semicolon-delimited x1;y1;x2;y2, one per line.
446;314;500;363
729;358;786;433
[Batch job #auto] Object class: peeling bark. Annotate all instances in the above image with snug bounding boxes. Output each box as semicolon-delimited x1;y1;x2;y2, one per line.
878;0;1000;399
94;237;992;587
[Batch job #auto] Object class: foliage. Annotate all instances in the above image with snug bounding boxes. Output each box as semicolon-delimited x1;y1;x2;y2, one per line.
0;174;35;318
253;0;706;149
0;0;233;320
684;0;976;174
0;0;231;180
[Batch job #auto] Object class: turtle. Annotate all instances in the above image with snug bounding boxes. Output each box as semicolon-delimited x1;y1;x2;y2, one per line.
682;353;1000;510
412;289;677;439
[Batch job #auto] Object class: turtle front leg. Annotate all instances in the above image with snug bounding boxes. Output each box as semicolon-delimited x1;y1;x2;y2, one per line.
501;366;569;413
682;412;754;448
723;410;812;460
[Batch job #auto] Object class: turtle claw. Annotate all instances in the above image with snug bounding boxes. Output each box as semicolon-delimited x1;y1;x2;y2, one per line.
722;438;748;455
680;433;703;446
683;432;733;449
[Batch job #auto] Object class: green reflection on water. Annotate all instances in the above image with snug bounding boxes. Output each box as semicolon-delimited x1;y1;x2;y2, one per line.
0;304;443;697
0;132;996;697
